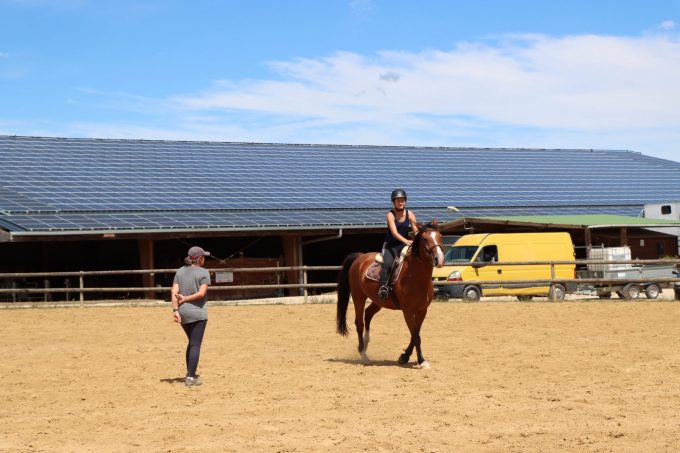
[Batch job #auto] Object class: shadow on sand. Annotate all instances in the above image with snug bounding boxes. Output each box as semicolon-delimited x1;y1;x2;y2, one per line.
326;357;415;368
159;377;186;384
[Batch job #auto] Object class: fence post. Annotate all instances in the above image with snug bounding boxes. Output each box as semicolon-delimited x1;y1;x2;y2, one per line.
303;266;308;304
550;262;555;281
549;262;557;302
79;271;84;307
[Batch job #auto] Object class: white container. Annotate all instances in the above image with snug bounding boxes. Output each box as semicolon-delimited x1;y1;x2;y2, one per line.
588;246;632;272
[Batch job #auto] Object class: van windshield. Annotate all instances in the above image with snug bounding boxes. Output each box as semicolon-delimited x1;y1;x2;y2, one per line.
444;246;479;264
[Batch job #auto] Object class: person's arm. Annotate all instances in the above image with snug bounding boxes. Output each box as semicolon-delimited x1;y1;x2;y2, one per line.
175;284;209;304
387;211;412;246
410;211;419;235
171;282;181;323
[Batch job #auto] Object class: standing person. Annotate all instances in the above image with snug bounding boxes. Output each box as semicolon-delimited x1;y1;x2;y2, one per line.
171;246;211;387
378;189;418;299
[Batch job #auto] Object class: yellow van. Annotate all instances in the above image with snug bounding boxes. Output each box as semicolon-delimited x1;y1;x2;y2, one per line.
432;232;576;301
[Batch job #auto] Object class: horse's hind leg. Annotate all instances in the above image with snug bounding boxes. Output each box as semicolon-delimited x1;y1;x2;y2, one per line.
363;302;382;355
352;293;369;361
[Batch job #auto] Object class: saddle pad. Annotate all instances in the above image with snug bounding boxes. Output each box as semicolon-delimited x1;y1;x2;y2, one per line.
365;257;405;285
366;261;381;282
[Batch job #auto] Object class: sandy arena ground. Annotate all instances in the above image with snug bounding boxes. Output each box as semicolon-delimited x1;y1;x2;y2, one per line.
2;295;680;452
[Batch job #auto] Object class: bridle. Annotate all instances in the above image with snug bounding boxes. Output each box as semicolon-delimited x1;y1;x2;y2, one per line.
413;228;444;267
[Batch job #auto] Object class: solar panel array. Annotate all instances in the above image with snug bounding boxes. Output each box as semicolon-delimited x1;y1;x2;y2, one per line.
1;135;679;233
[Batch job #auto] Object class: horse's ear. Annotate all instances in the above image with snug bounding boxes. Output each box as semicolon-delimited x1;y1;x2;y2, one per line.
431;218;439;227
416;222;424;230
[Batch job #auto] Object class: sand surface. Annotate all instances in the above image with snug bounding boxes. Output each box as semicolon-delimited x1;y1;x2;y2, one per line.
2;298;680;452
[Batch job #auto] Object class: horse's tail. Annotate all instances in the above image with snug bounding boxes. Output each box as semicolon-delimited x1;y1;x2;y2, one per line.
337;252;361;336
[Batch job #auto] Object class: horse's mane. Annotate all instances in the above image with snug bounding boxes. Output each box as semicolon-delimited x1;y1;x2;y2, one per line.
411;221;439;257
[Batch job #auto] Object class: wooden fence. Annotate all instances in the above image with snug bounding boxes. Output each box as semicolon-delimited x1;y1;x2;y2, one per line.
1;259;679;305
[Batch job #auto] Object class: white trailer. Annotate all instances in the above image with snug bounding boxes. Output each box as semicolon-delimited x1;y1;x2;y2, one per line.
577;246;676;299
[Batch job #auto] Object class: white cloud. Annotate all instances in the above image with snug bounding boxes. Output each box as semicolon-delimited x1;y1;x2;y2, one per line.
349;0;373;15
175;33;680;134
39;30;680;163
0;52;8;58
660;20;676;30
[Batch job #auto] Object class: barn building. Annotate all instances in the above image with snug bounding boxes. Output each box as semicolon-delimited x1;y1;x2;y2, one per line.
2;135;680;300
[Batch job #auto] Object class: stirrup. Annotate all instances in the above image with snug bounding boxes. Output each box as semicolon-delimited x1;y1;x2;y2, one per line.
378;285;389;300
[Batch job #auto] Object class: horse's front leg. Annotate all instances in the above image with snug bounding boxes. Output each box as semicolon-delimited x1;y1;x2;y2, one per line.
399;308;430;368
412;327;429;368
413;308;430;368
398;309;417;364
398;339;414;364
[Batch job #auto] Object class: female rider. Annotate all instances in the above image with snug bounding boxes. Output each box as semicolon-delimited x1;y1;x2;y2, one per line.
378;189;418;299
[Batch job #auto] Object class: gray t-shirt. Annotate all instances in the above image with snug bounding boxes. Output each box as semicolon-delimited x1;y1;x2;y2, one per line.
173;265;211;324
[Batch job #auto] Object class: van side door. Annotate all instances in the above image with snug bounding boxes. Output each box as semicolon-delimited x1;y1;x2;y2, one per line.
472;245;503;294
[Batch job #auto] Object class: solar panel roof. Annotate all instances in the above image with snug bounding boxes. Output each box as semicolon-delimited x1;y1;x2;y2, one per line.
1;135;680;234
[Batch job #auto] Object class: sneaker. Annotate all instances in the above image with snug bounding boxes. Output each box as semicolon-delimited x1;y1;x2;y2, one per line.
185;375;203;387
378;286;389;300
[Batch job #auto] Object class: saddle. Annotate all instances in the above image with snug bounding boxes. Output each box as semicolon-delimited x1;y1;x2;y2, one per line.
365;246;409;285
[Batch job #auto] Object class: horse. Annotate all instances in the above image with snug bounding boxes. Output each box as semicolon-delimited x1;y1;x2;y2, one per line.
336;221;445;368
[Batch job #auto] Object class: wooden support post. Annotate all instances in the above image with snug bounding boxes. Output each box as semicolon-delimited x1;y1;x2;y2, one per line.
79;271;84;307
282;235;302;296
619;227;628;248
138;239;156;299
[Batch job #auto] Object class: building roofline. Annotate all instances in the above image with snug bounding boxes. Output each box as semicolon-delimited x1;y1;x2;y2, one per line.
0;134;636;154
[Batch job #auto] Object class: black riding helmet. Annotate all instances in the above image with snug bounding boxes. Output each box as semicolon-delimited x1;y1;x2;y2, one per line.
391;188;407;201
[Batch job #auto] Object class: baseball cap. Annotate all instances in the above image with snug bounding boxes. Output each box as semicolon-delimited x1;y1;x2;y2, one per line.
187;246;210;259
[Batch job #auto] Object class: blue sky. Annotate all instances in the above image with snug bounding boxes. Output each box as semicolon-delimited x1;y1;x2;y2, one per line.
1;0;679;162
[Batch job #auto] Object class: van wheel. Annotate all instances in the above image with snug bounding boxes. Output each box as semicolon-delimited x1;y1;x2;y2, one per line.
462;285;481;302
621;283;640;300
644;284;660;299
517;295;533;301
548;283;566;301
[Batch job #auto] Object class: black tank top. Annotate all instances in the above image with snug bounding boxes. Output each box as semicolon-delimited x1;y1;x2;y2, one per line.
384;209;410;246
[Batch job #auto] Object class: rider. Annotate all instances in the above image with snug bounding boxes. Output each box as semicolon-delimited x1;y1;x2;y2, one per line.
378;189;418;299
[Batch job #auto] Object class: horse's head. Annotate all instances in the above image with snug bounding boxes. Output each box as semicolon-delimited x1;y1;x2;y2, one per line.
411;220;445;268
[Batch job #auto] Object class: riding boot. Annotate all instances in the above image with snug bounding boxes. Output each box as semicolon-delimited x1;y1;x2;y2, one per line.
378;266;390;299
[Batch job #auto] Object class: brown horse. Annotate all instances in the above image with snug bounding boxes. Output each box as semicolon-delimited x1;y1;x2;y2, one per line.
336;221;445;368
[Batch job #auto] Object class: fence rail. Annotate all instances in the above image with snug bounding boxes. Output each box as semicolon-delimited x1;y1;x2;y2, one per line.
1;260;679;305
0;265;342;305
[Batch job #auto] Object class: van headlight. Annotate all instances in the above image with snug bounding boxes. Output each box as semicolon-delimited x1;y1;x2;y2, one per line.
447;271;461;281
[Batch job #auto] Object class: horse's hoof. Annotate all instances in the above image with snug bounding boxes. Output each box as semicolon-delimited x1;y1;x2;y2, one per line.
417;360;431;369
360;351;369;362
398;354;409;365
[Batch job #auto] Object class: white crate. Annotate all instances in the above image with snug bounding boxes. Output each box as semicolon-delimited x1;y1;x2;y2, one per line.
588;246;632;271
